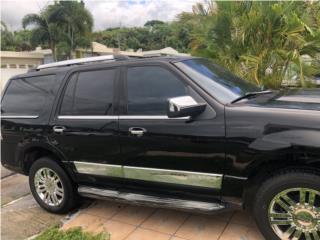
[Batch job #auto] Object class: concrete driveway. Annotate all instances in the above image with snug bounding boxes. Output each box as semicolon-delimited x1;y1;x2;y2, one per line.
1;169;264;240
1;172;65;240
62;201;265;240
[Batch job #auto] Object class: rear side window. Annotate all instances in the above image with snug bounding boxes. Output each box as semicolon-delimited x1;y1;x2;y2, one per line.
60;69;115;115
1;75;57;115
127;66;187;115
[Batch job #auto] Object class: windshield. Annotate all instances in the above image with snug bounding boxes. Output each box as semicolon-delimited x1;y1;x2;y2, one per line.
175;58;260;103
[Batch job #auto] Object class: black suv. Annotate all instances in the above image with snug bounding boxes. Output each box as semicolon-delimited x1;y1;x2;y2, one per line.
1;55;320;240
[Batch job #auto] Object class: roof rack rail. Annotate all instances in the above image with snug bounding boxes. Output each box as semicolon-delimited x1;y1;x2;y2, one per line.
36;55;129;70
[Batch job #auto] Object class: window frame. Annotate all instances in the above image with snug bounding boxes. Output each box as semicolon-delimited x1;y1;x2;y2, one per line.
57;66;120;118
123;63;190;117
1;74;57;117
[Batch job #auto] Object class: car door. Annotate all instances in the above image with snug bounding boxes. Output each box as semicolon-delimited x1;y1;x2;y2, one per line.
50;67;121;186
118;63;226;198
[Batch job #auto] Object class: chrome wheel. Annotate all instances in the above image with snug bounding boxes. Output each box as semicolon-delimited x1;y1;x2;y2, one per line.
269;188;320;240
34;168;64;207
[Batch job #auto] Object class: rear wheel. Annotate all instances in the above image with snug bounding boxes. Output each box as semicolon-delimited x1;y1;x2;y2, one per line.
253;170;320;240
29;157;78;213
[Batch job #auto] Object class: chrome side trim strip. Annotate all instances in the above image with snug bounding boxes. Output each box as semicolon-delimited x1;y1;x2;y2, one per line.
0;115;39;119
74;161;222;189
58;115;189;120
119;115;189;120
78;186;225;212
124;166;222;189
74;162;122;177
224;175;248;181
58;115;118;120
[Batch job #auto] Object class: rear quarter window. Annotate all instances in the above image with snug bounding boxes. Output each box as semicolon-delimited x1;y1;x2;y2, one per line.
1;75;59;116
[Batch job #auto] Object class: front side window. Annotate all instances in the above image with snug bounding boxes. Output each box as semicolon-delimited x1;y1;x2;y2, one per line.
60;69;115;115
175;58;260;103
127;66;187;115
1;75;57;115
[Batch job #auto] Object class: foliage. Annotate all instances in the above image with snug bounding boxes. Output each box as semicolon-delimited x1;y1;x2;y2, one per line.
92;1;320;88
3;0;320;88
34;226;109;240
187;1;320;88
22;12;59;58
1;21;15;50
144;20;165;27
92;20;193;53
47;0;93;59
1;21;32;51
22;0;93;60
13;30;33;51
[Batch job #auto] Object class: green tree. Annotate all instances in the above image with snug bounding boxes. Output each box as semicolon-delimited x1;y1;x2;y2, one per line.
22;0;93;60
1;21;32;51
1;21;15;50
13;30;33;51
92;20;193;53
22;12;59;60
47;0;93;59
144;20;165;27
187;1;320;88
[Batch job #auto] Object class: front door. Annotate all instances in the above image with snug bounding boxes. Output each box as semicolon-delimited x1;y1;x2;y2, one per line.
50;67;121;186
118;63;226;198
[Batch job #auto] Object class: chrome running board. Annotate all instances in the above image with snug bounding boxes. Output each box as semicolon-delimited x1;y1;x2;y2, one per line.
78;186;226;213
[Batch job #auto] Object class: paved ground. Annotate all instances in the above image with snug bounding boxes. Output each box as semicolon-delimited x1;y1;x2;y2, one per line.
1;171;265;240
1;173;66;240
1;165;13;179
62;200;265;240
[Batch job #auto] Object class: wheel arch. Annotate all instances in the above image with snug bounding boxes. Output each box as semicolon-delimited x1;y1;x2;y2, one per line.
19;143;76;181
243;159;320;210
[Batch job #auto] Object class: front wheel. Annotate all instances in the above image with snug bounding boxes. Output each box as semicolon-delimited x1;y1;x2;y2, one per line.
253;170;320;240
29;157;78;214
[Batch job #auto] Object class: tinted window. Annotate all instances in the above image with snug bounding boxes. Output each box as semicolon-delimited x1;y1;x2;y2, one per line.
175;59;260;103
127;66;187;115
60;69;115;115
1;75;57;115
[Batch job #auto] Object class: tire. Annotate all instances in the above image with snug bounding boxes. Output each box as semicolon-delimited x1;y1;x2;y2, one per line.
253;170;320;240
29;157;78;214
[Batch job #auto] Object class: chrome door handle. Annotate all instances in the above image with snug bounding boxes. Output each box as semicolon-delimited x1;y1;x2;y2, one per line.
129;127;147;137
53;126;66;134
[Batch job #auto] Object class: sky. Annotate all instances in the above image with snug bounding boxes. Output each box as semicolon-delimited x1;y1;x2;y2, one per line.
1;0;200;31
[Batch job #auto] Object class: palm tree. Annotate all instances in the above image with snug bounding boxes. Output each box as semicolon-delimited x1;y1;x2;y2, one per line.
47;1;93;58
192;0;216;16
189;1;320;88
1;21;15;50
22;13;58;60
1;21;8;31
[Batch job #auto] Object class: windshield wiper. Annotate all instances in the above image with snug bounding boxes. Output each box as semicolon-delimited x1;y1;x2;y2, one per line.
231;90;273;104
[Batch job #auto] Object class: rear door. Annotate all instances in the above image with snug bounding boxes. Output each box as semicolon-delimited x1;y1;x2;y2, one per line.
1;74;61;171
118;62;226;198
50;67;121;186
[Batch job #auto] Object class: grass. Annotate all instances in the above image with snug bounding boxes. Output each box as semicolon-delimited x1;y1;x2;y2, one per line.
34;226;109;240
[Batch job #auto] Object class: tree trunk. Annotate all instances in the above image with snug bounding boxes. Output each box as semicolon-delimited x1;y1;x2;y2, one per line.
50;41;57;62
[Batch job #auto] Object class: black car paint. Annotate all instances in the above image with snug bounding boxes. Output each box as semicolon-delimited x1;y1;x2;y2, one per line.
1;57;320;208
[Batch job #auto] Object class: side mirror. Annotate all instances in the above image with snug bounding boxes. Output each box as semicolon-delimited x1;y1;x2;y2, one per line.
167;96;206;118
